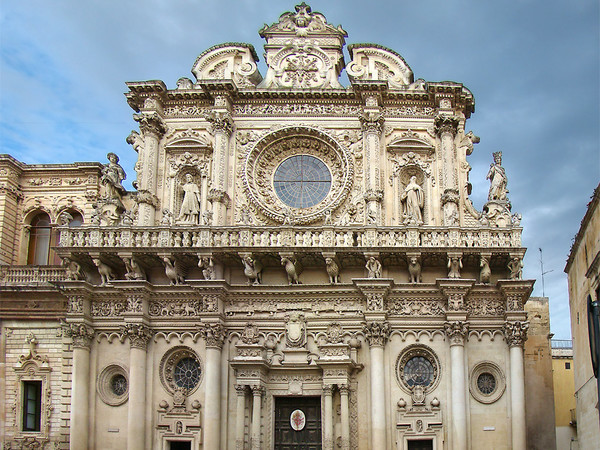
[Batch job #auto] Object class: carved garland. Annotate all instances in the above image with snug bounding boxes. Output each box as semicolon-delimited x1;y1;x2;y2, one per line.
242;126;353;224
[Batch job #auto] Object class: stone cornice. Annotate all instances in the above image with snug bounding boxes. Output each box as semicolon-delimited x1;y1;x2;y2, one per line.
565;182;600;273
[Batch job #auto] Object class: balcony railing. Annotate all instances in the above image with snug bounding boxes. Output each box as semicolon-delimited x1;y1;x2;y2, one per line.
551;339;573;349
57;224;522;251
0;265;67;286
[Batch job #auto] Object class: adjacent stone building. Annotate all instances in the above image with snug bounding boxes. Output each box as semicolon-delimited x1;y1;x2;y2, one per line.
565;183;600;450
1;4;551;449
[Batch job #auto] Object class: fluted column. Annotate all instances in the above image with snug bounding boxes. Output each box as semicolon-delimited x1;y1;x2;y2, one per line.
66;323;94;450
323;385;334;449
445;321;469;450
339;384;350;450
435;114;460;225
202;323;226;450
363;321;390;449
133;110;166;225
505;321;529;450
235;384;247;450
121;324;152;450
250;385;263;450
206;100;233;225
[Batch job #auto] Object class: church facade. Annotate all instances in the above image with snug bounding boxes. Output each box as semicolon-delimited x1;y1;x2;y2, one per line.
0;4;546;449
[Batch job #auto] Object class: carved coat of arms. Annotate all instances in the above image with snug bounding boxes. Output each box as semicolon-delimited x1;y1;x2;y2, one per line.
285;311;306;347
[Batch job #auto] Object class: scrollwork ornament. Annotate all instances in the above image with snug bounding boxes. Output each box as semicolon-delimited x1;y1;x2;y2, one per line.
363;321;390;347
200;323;227;349
325;323;344;344
503;321;529;347
444;321;469;346
240;323;260;345
120;323;153;350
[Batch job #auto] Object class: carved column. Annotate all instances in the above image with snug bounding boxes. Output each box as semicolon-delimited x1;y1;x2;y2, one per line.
504;321;529;450
206;98;233;225
66;323;94;450
202;323;226;450
250;385;263;450
359;96;384;224
134;110;166;225
445;320;469;450
363;321;390;449
435;115;460;225
323;384;334;449
339;384;351;450
235;384;247;450
121;323;152;450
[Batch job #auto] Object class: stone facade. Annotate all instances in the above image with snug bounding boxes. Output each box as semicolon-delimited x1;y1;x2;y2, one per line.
565;183;600;450
0;3;552;449
551;340;577;449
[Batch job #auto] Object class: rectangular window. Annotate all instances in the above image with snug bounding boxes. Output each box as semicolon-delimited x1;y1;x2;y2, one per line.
565;362;571;370
22;381;42;432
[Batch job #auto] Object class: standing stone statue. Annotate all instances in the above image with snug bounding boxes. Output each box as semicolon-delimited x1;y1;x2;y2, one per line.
366;257;382;279
177;174;201;224
486;151;508;201
401;176;424;224
101;152;127;202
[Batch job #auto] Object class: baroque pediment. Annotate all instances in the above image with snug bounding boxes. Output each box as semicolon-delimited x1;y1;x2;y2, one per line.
191;43;262;88
346;44;414;88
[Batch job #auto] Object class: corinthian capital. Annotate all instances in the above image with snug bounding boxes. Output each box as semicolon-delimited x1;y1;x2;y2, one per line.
444;321;469;346
359;111;384;133
206;110;234;136
504;321;529;347
363;321;390;347
200;323;227;349
133;112;166;137
120;323;153;350
434;114;459;137
65;323;94;349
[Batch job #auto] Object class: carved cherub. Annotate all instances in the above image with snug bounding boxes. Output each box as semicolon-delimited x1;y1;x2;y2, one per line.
325;257;340;284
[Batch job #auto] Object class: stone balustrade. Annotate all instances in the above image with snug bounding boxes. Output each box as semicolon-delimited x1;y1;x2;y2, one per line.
57;225;521;251
0;265;67;285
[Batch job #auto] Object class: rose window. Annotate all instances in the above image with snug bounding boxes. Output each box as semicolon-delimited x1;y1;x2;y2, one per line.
274;155;331;208
396;345;441;393
174;357;201;390
403;356;435;387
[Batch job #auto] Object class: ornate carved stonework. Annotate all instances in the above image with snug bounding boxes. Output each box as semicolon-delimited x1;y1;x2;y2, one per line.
120;323;153;349
503;321;529;347
200;323;226;349
434;115;459;137
363;322;390;347
65;323;95;349
444;321;469;346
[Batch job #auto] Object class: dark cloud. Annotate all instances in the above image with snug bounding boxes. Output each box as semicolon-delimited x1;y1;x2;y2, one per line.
1;0;598;338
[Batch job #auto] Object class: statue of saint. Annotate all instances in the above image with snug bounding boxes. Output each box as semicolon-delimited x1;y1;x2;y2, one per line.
401;176;424;224
486;151;508;201
177;174;201;224
101;152;126;201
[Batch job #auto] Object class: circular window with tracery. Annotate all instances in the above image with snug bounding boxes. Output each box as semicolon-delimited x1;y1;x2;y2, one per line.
97;365;129;406
159;347;203;394
469;361;505;404
396;345;441;394
242;126;353;224
274;155;331;208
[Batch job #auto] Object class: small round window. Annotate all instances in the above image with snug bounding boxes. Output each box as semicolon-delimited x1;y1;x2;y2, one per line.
111;374;128;396
469;361;506;404
273;155;331;208
174;357;201;390
476;373;496;395
97;365;129;406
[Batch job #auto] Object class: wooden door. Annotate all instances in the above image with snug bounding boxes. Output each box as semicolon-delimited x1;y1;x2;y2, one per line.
274;396;322;449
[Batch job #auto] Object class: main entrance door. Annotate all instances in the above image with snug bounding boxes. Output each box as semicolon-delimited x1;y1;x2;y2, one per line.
274;397;322;449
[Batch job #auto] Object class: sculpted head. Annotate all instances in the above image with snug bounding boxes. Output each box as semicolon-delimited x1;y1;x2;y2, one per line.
185;173;193;183
107;152;119;163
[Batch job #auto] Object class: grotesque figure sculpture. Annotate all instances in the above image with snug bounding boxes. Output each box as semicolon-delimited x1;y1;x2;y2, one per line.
366;257;382;279
93;258;116;286
408;256;422;283
242;256;263;285
480;256;491;284
281;257;301;285
447;256;463;278
325;257;340;284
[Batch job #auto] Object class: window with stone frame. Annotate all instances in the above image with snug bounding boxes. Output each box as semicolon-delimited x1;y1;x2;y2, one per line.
22;380;42;432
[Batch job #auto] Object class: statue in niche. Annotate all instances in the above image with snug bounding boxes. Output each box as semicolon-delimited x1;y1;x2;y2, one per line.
101;152;126;202
365;257;382;278
177;173;201;224
486;151;508;201
401;176;424;225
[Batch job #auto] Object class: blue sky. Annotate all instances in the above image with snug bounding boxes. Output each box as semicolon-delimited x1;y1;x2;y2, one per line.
1;1;598;338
